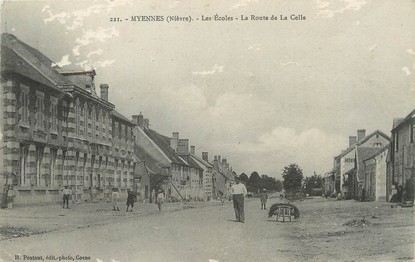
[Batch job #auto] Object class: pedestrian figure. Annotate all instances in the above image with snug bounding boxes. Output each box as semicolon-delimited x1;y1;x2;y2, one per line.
260;188;268;210
156;189;165;212
111;188;120;211
62;185;71;209
126;189;135;212
396;185;403;202
231;176;247;223
390;184;398;202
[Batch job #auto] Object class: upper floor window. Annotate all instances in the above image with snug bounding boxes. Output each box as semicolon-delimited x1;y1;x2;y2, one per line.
50;96;58;132
75;99;80;135
395;132;399;152
35;91;45;128
20;85;29;125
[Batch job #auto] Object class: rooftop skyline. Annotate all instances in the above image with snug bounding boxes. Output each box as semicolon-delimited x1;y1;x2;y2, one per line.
1;0;414;178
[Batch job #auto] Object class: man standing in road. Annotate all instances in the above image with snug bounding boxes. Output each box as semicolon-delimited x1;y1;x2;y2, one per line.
156;189;165;212
111;188;120;211
231;176;247;223
62;185;71;209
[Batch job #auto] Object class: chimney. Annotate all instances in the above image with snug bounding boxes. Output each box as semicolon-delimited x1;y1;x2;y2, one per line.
100;84;109;101
190;146;195;154
218;155;221;163
213;156;218;168
177;139;189;154
202;152;209;162
349;136;357;147
86;84;92;93
131;114;139;125
170;132;179;152
357;129;366;141
143;118;149;128
172;132;179;139
137;113;144;127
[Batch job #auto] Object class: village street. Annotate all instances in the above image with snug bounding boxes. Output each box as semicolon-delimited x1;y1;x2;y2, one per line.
0;197;414;262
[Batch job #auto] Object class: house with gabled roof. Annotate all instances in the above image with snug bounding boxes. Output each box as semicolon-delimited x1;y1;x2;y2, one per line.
363;145;389;201
334;129;390;198
132;113;202;202
191;151;214;200
211;155;235;200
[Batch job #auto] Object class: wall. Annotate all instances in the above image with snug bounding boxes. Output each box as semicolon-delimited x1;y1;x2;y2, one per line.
375;149;388;201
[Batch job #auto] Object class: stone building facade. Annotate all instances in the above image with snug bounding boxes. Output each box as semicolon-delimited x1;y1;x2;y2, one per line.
390;109;415;201
0;33;137;206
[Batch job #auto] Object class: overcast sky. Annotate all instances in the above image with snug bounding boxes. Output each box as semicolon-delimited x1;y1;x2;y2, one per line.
1;0;414;178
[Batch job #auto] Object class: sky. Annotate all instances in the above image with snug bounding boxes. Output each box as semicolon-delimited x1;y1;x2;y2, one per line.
1;0;415;178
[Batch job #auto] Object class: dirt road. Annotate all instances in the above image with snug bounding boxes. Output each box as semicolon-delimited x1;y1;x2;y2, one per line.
0;197;413;261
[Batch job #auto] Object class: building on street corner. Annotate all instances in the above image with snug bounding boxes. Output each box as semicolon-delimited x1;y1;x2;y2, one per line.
332;129;390;199
0;33;138;206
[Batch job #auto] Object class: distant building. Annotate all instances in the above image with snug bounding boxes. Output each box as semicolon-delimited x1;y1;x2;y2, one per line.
333;129;390;197
363;145;389;201
212;155;235;200
323;171;335;197
132;114;204;202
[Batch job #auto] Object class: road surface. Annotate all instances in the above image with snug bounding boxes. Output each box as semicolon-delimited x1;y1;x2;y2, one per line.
1;197;414;262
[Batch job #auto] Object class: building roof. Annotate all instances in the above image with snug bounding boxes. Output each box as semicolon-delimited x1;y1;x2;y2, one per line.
142;128;189;166
392;108;415;132
1;33;74;91
335;130;390;159
134;144;169;176
190;153;214;169
362;144;390;163
356;147;381;182
112;110;135;126
183;155;203;171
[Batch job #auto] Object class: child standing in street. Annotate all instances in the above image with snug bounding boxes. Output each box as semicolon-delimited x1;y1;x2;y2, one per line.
111;188;120;211
260;188;268;210
126;189;135;212
156;189;165;212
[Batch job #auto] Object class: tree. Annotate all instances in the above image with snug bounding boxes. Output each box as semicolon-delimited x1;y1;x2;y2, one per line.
248;171;261;192
282;164;304;196
304;173;324;196
239;172;249;185
259;175;279;192
274;179;283;192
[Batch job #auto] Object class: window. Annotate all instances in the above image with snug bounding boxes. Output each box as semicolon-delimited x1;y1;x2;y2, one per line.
83;106;88;137
36;146;44;186
410;124;414;143
20;85;29;125
50;97;58;132
20;144;29;186
75;99;80;135
36;91;45;128
50;149;57;186
395;132;399;152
